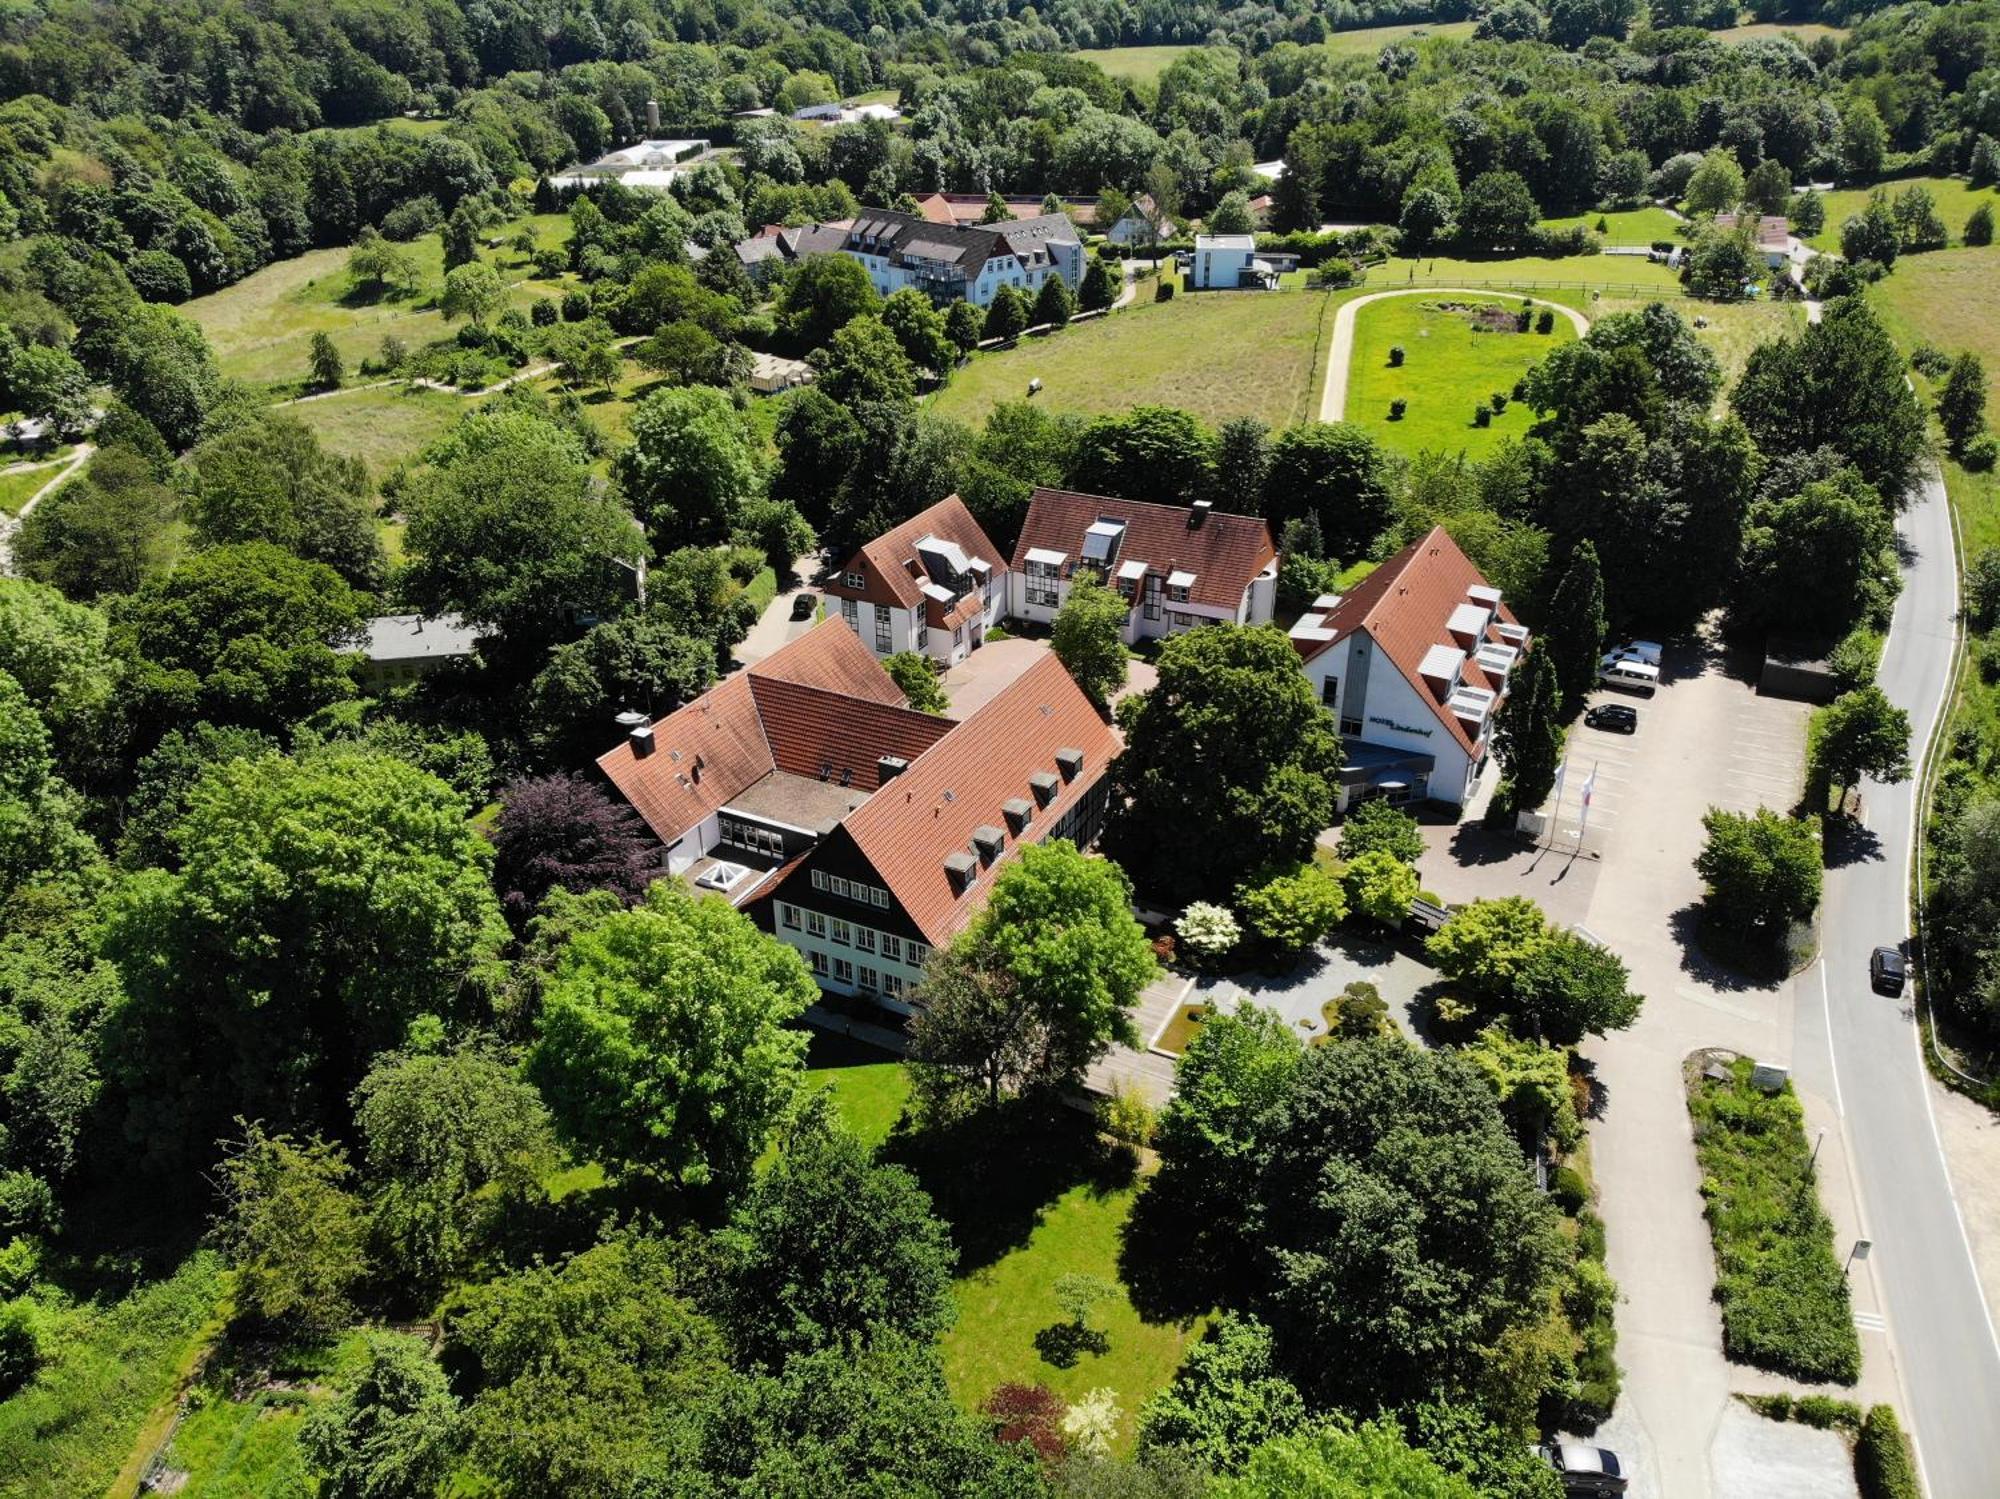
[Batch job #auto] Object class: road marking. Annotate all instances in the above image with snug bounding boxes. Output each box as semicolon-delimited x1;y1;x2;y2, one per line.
1856;1310;1888;1332
1820;959;1845;1118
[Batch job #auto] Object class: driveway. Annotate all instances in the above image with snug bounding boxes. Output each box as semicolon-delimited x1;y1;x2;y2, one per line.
1318;288;1591;423
731;556;818;667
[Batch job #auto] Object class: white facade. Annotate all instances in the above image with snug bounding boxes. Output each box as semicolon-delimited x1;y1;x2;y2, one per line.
834;568;1008;664
845;240;1082;308
1005;551;1277;644
1192;234;1278;291
772;893;935;1013
1295;630;1479;809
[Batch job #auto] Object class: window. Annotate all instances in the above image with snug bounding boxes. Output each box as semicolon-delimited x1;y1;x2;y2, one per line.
881;934;903;963
833;957;853;984
831;919;851;946
1168;610;1196;629
843;570;865;589
719;817;782;859
809;951;828;976
831;876;849;900
806;910;827;938
841;597;858;626
858;966;878;992
952;625;964;646
884;973;905;998
1144;574;1162;621
874;611;892;652
908;941;930;967
811;870;827;890
1025;558;1061;609
871;887;889;908
1168;583;1189;604
779;903;800;930
1320;675;1339;709
856;927;876;953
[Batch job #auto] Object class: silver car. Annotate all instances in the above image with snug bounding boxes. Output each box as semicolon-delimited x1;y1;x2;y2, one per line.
1539;1441;1629;1496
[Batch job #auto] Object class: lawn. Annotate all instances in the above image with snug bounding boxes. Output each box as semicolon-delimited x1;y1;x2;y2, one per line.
1069;46;1197;84
928;288;1338;431
0;461;61;516
1712;21;1847;44
1806;176;2000;253
186;219;570;388
287;383;474;478
1375;252;1685;294
1870;244;2000;426
1321;19;1477;53
1345;294;1578;459
1686;1055;1860;1385
1541;206;1685;245
156;1332;370;1499
0;1252;230;1499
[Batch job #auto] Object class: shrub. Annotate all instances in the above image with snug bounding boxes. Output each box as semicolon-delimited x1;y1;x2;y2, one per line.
531;298;558;327
1389;398;1408;420
1535;308;1555;334
561;288;592;321
1474;406;1492;427
1098;1084;1158;1148
0;1297;39;1396
1235;862;1347;955
1155;280;1175;302
984;1383;1068;1463
1856;1405;1919;1499
1175;901;1240;963
1910;343;1953;379
1968;548;2000;628
1490;391;1509;413
1550;1165;1590;1214
1965;434;1999;473
380;195;442;240
1388;344;1406;367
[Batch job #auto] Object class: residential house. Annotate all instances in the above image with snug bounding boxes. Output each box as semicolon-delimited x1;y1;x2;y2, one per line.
1106;194;1177;247
734;220;852;286
349;613;480;689
1288;526;1529;811
1192;233;1280;290
1008;488;1278;643
1714;212;1792;269
595;619;1118;1011
823;496;1010;664
732;208;1083;306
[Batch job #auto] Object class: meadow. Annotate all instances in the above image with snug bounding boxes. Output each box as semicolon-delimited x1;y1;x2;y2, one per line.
1806;176;2000;253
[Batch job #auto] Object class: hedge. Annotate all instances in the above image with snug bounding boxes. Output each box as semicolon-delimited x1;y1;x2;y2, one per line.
1856;1405;1920;1499
1687;1058;1862;1384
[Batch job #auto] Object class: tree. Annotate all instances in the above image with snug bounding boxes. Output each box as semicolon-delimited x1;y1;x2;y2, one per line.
810;316;918;409
401;410;643;666
1967;202;1995;248
776;253;879;348
80;300;220;451
1892;185;1947;252
1841;99;1889;178
615;385;764;550
1733;473;1896;637
1811;686;1912;805
711;1099;957;1368
490;772;657;924
1139;1314;1306;1476
880;288;956;379
1685;227;1760;300
1743;159;1792;217
883;651;948;713
1695;807;1822;935
185;412;386;589
301;1333;461;1499
1428;896;1553;998
981;190;1013;225
1078;259;1117;313
550;323;622;391
5;343;91;438
526;613;717;764
441;201;480;270
1263;422;1399;561
347;228;420;293
353;1046;556;1297
1177;901;1242;963
632;320;731;386
1493;646;1562;809
1051;570;1129;706
0;670;99;903
1206;191;1255;236
1215;1420;1479;1499
212;1123;370;1335
440;261;503;325
449;1233;729;1499
1109;625;1343;901
112;541;368;738
1517;932;1642;1043
1840;193;1899;269
103;749;508;1157
1734;297;1928;503
309;331;343;390
1683;149;1746;218
1938;353;1989;457
527;883;814;1194
1235;862;1347;955
1342;848;1420;926
1033;273;1077;330
983;284;1030;343
1074;405;1215;506
1457;171;1539;247
945;299;985;355
908;936;1041;1108
1336;799;1424;866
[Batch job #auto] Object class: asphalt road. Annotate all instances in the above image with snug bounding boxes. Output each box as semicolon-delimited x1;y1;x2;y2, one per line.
1811;466;2000;1497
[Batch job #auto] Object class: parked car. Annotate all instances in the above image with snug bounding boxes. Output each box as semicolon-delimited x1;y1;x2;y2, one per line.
1601;639;1664;668
791;591;818;621
1870;945;1907;995
1584;703;1639;734
1539;1442;1629;1496
1599;658;1659;695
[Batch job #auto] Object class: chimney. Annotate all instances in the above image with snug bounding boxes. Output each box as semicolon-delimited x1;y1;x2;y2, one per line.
645;98;661;132
878;754;909;783
1188;498;1213;529
629;725;655;758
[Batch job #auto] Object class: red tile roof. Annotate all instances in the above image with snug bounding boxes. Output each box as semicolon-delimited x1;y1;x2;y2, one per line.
1301;526;1522;756
746;674;952;787
824;652;1120;945
748;616;906;702
825;495;1009;612
1010;487;1276;613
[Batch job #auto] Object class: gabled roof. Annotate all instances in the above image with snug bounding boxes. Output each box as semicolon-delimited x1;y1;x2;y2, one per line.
838;207;1080;280
1295;526;1524;756
825;495;1009;611
830;652;1120;945
596;620;933;845
1010;487;1277;612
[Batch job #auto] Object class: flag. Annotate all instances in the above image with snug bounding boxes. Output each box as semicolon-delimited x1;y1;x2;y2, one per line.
1578;763;1599;836
1549;758;1568;803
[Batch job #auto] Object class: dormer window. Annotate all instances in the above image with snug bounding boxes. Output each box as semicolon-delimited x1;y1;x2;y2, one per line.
844;570;865;589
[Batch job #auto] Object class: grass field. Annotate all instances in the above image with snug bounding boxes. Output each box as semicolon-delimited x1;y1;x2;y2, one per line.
929;289;1337;431
1806;176;2000;253
1541;206;1685;244
186;215;570;387
1870;245;2000;426
1588;293;1805;394
287;384;474;477
1069;45;1195;84
1712;21;1847;44
1378;252;1685;293
0;461;61;515
1346;294;1577;459
1322;18;1476;52
0;1252;230;1499
157;1332;370;1499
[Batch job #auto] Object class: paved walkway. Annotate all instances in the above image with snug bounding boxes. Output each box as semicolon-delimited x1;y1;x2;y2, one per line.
1318;287;1591;423
1086;972;1190;1107
731;556;819;667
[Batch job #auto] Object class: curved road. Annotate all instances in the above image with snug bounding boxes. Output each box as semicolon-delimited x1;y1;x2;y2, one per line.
1318;287;1590;422
1800;466;2000;1497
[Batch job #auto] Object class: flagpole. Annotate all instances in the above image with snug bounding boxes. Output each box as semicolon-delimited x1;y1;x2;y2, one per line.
1544;756;1568;853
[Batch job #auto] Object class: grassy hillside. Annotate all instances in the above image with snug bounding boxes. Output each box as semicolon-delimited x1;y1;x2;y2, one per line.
1806;176;2000;253
1069;45;1195;84
928;286;1339;430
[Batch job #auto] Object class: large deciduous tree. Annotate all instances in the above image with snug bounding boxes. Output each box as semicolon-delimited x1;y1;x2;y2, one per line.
1733;472;1897;638
301;1332;462;1499
1072;405;1215;506
527;884;814;1194
489;772;657;925
212;1123;371;1335
1695;807;1822;936
1216;1420;1480;1499
1811;686;1912;805
1263;422;1400;563
775;253;879;349
1138;1314;1307;1475
524;613;716;766
1050;569;1130;706
1108;625;1342;901
184;413;386;589
614;385;765;551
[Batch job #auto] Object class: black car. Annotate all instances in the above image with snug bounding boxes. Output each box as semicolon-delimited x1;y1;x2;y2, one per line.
1584;703;1639;734
1871;945;1908;995
790;591;818;621
1539;1442;1629;1496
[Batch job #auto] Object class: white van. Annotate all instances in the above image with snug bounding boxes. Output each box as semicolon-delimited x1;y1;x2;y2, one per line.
1601;639;1664;668
1600;658;1659;694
